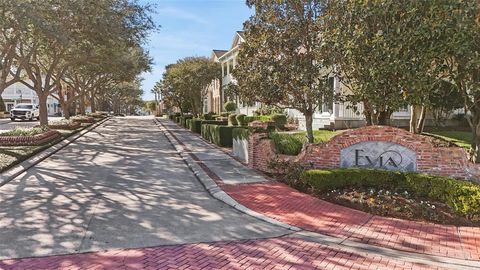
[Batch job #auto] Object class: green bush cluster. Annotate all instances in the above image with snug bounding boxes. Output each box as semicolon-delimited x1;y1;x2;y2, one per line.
232;127;250;140
245;115;271;123
1;126;49;137
179;115;193;128
271;113;287;130
301;168;480;219
236;114;247;126
188;119;227;134
269;132;304;155
201;124;235;147
224;101;237;112
228;114;238;126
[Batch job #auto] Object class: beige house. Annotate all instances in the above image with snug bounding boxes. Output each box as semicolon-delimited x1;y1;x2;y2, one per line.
205;31;460;130
203;49;227;114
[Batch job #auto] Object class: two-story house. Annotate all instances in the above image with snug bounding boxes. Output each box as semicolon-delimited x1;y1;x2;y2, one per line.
207;31;456;130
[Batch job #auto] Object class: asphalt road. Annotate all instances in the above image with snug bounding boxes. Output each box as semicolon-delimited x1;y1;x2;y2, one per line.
0;116;288;260
0;117;64;131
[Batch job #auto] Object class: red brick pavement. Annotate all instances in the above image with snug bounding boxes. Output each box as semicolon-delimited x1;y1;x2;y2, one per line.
222;182;480;261
0;237;447;270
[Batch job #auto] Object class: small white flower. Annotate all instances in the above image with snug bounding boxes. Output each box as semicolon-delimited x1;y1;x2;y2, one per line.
431;205;436;209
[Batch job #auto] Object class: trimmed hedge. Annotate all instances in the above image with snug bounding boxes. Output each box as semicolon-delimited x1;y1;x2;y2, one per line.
236;114;247;126
201;124;235;147
232;127;249;140
301;168;480;219
188;119;228;134
224;101;237;112
245;115;272;123
269;132;304;155
179;115;193;128
271;113;287;130
228;114;238;126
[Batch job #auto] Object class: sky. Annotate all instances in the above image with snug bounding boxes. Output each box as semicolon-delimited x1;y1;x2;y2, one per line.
139;0;254;101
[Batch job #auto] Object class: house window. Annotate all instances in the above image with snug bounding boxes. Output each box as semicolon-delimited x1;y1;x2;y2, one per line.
319;77;334;113
6;103;14;112
223;63;227;77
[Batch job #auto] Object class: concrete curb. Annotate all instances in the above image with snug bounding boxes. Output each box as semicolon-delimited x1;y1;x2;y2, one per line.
293;231;480;270
0;117;110;187
154;118;300;232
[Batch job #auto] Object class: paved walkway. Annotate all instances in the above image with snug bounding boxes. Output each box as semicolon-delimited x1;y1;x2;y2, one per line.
223;183;480;261
1;237;447;270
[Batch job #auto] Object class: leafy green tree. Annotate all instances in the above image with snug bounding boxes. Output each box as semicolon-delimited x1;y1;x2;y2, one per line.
235;0;332;143
161;57;221;116
9;0;154;125
438;0;480;161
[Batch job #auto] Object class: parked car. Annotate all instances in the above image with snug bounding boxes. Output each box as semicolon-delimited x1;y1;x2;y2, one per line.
10;103;40;121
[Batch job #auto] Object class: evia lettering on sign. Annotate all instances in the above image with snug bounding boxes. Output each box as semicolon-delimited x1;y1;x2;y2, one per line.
354;149;403;168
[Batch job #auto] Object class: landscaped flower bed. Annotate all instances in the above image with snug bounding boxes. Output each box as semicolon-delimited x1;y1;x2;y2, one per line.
0;127;60;146
47;119;81;130
72;116;95;123
295;168;480;226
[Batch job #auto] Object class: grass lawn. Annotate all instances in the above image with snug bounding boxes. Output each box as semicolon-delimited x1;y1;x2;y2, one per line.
426;131;472;149
289;130;339;144
0;124;93;173
270;130;338;156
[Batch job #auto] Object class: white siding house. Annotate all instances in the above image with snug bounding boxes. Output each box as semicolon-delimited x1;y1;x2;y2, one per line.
210;31;459;130
2;82;60;115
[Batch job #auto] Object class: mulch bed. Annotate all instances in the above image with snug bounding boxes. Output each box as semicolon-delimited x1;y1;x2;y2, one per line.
318;187;480;227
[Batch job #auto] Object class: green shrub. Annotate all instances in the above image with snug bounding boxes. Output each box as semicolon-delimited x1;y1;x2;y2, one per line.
203;112;215;120
245;115;272;123
1;126;49;137
190;119;228;134
236;114;247;126
301;168;480;219
271;113;287;130
228;114;238;126
201;124;235;147
224;101;237;112
179;115;193;127
220;112;229;117
269;132;304;155
232;127;250;140
186;119;193;130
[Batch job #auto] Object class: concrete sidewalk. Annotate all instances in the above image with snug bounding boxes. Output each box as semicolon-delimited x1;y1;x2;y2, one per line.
161;120;270;185
158;118;480;267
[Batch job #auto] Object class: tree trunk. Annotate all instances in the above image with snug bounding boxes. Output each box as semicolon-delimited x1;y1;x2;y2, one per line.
377;110;391;126
471;113;480;163
79;95;86;115
364;110;373;126
416;105;427;134
38;94;49;126
90;94;96;113
304;111;314;143
409;105;419;133
63;103;70;119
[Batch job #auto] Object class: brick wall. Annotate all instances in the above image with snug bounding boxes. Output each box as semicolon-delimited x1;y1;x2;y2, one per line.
0;130;60;146
248;125;478;179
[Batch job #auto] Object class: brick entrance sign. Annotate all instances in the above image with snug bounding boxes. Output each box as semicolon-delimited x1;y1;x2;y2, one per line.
248;125;477;179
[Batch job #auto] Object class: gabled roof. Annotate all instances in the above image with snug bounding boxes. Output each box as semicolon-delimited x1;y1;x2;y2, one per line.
231;31;245;49
212;49;228;58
